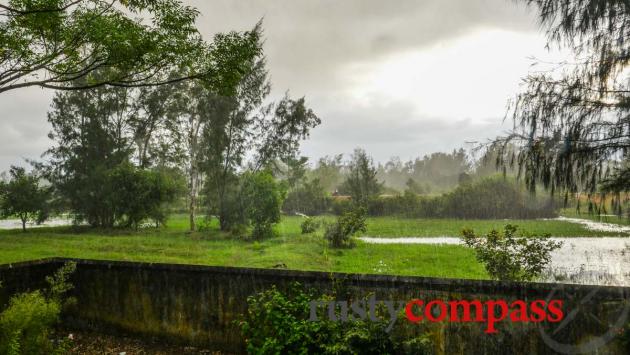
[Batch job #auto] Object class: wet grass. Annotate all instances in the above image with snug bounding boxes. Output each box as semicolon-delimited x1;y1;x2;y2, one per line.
0;213;623;280
282;215;629;237
0;215;488;279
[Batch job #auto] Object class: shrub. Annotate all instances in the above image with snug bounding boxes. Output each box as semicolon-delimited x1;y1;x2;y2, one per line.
461;225;563;282
0;262;76;355
325;207;367;248
109;163;182;229
300;218;321;234
242;171;287;240
240;283;433;355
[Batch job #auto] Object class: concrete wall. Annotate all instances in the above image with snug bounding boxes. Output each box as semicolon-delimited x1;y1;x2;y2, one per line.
0;258;628;354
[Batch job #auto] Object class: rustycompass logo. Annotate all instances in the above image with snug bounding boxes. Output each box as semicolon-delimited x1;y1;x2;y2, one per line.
309;296;565;333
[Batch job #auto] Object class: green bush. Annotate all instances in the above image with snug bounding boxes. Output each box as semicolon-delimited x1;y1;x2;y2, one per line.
461;225;562;282
109;163;182;229
240;283;433;355
0;262;76;355
325;207;367;248
242;171;287;240
300;218;321;234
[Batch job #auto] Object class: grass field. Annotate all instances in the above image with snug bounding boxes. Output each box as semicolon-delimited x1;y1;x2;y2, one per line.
0;215;488;279
0;214;626;280
281;215;629;237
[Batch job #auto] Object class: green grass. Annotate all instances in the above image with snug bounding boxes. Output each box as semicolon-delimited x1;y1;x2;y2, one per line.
281;215;629;237
0;213;626;281
0;215;488;280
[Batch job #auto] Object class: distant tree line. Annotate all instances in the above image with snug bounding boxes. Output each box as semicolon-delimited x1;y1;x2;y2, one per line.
280;148;556;219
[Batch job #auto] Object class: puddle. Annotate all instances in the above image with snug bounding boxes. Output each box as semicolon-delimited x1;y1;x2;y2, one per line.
549;216;630;234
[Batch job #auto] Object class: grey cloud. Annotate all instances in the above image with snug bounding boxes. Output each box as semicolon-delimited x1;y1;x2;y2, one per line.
0;1;538;172
300;100;507;163
188;0;539;93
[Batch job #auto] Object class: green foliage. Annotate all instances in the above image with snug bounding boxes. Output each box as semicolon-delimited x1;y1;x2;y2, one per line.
283;178;331;215
439;176;557;219
376;150;469;193
461;225;562;282
366;176;557;219
242;171;287;239
405;178;429;195
325;207;367;248
0;262;75;355
0;0;262;93
240;283;433;355
340;149;382;207
109;163;182;228
300;218;321;234
309;154;344;193
496;0;630;200
0;166;50;231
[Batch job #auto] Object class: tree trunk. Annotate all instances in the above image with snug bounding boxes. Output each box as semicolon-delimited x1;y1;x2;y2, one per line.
189;166;197;232
21;216;26;232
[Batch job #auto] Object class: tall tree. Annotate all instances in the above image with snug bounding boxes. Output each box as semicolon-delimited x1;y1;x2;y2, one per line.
496;0;630;206
45;84;134;226
341;148;382;206
197;52;321;231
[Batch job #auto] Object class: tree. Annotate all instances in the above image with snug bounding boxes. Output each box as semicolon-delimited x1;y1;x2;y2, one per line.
44;84;134;227
404;178;427;195
496;1;630;206
242;170;287;239
283;178;330;215
0;0;260;94
109;163;182;229
309;154;344;193
340;148;382;206
0;166;50;231
196;51;320;232
41;20;263;228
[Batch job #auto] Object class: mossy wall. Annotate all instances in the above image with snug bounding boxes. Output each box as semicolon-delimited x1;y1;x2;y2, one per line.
0;258;628;354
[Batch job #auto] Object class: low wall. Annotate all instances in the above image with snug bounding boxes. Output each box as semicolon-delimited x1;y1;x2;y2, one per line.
0;258;629;354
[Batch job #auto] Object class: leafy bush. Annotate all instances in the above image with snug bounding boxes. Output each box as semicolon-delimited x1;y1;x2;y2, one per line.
109;163;182;228
461;225;562;281
0;262;76;355
240;283;433;355
242;171;287;240
300;218;321;234
325;207;367;248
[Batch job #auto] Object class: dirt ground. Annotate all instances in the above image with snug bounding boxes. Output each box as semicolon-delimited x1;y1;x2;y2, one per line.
59;329;228;355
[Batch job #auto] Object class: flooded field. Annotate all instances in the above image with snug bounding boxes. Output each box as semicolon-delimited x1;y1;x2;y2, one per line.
360;217;630;286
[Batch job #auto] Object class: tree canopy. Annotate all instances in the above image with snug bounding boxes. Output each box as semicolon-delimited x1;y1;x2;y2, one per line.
0;0;261;94
496;0;630;200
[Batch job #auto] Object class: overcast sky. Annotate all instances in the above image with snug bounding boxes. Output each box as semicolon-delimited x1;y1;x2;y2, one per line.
0;0;564;171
